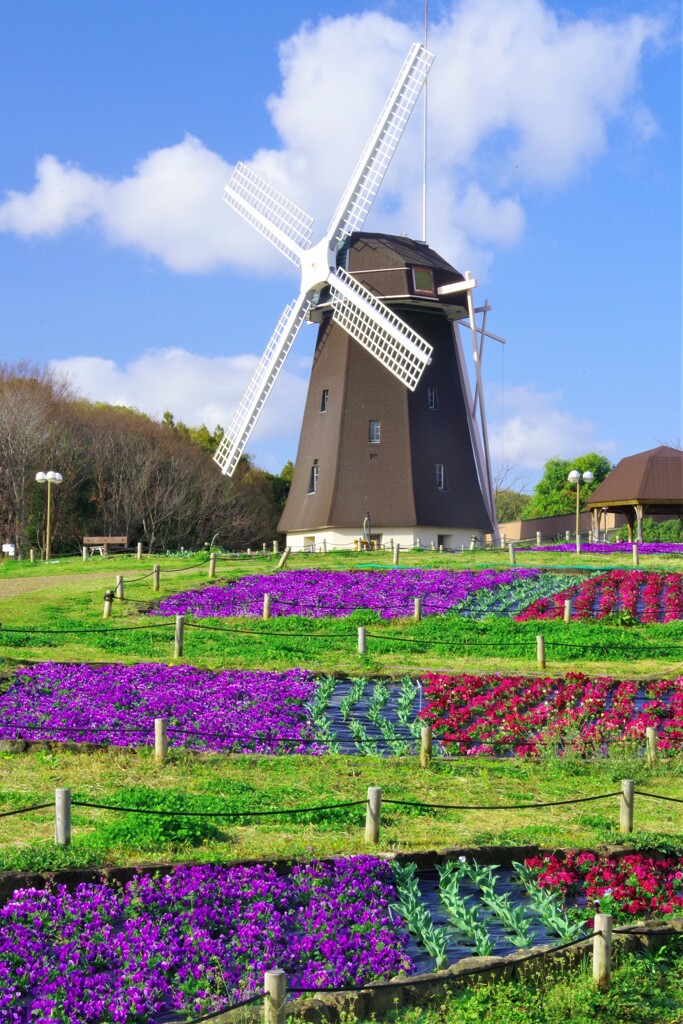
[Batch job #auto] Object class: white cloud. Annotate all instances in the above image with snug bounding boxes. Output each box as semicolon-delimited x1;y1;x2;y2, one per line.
0;1;663;274
49;349;309;470
488;384;617;473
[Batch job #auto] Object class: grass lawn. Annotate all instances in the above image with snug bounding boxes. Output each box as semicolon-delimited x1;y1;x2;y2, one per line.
1;548;682;1021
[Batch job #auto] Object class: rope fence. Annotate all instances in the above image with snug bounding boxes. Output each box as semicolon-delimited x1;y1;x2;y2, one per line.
3;779;679;847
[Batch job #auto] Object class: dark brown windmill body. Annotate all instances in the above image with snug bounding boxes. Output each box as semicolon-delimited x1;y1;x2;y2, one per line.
278;234;494;549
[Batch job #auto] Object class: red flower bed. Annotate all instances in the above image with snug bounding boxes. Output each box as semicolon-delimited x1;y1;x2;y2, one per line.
420;670;683;756
524;851;683;920
515;570;683;623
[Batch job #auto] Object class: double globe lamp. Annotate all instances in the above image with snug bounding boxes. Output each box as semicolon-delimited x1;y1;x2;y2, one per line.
35;471;62;561
567;469;594;551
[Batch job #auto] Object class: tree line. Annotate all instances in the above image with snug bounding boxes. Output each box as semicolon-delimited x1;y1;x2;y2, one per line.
0;363;292;557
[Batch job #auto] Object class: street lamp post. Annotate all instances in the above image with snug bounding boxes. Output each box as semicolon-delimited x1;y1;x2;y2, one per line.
567;469;594;553
35;471;63;561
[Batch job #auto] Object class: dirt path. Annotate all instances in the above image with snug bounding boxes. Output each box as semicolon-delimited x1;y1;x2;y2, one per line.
0;572;113;599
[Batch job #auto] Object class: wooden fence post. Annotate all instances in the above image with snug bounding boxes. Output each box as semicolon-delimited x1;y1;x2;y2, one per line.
153;565;160;592
264;969;287;1024
393;543;400;566
420;726;433;768
272;540;279;554
565;531;571;541
593;913;613;991
174;615;184;658
155;718;168;762
414;597;422;622
30;547;36;564
536;531;542;547
55;788;71;846
209;552;217;579
632;543;639;567
508;542;516;565
646;727;658;768
365;786;381;843
563;598;573;623
358;626;367;655
136;542;143;559
322;538;327;553
115;574;124;600
536;635;546;670
263;593;271;621
103;590;114;620
620;779;634;833
277;546;291;570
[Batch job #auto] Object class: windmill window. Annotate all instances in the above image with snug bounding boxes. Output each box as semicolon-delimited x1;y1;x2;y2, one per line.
411;266;435;295
320;389;329;412
369;419;381;443
308;464;319;494
436;463;446;490
428;387;438;410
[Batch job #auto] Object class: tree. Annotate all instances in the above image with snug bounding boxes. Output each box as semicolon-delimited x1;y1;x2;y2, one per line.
521;453;612;520
496;489;531;523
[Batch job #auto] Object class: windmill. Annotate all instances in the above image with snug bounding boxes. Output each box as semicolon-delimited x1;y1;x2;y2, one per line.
214;42;501;549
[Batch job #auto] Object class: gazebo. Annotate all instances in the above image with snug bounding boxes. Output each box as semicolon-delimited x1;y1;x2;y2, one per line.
585;446;683;542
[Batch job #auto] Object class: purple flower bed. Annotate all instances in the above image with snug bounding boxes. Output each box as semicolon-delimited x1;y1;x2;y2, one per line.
0;663;320;753
150;567;541;619
0;857;412;1022
534;543;683;555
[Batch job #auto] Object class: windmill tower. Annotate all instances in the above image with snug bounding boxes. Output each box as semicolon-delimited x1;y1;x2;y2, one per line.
214;43;500;549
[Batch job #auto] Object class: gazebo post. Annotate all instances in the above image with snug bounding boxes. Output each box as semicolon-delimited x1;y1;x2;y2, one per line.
635;505;644;543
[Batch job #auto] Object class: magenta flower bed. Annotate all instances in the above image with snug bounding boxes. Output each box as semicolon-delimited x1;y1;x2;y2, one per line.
0;857;412;1022
0;663;320;753
535;542;683;554
420;670;683;756
514;569;683;623
150;567;540;619
525;851;683;919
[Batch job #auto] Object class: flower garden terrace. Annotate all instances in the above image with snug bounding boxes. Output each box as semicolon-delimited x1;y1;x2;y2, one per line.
148;566;683;624
2;663;683;760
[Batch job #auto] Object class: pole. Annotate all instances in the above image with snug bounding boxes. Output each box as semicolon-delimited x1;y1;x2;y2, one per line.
414;597;422;622
45;478;52;561
620;779;634;834
136;541;143;559
358;626;367;655
263;593;271;620
174;615;184;658
508;542;516;565
593;913;613;991
632;543;639;567
646;727;657;768
393;543;400;566
55;788;71;846
115;574;124;600
420;725;432;768
209;552;217;579
365;786;381;843
277;546;291;570
536;635;546;670
153;565;160;592
563;598;573;623
103;590;114;620
155;718;168;761
264;969;287;1024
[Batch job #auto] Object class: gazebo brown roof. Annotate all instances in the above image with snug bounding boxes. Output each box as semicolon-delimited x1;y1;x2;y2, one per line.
585;446;683;541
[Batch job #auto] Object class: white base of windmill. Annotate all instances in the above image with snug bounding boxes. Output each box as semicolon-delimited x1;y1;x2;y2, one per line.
285;526;487;553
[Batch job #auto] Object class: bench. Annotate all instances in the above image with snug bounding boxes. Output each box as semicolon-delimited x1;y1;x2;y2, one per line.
83;536;128;557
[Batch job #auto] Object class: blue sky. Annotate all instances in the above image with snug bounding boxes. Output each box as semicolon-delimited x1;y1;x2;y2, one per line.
1;0;680;486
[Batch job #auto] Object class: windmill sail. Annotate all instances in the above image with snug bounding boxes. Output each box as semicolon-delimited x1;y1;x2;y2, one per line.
215;42;434;477
327;42;434;248
213;295;311;476
328;267;432;390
